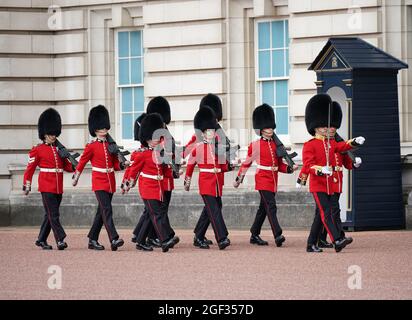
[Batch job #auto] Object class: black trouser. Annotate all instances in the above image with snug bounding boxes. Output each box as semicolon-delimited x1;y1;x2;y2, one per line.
193;206;209;240
318;193;345;242
136;199;170;244
38;193;66;242
147;191;174;239
133;191;175;240
200;195;228;243
307;192;341;246
194;185;224;240
250;190;283;238
88;191;119;242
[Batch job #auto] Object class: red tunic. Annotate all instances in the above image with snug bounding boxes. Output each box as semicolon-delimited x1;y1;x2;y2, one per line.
123;143;175;192
126;147;172;201
237;137;290;193
182;133;228;186
76;139;121;193
298;147;354;194
301;135;354;195
23;142;74;194
185;141;229;197
332;152;353;194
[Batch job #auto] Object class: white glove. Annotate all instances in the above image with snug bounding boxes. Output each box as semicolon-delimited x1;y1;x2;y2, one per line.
72;171;80;186
23;183;31;195
354;136;365;146
295;182;302;189
354;157;362;168
233;180;241;188
184;177;191;192
121;181;130;194
321;166;332;175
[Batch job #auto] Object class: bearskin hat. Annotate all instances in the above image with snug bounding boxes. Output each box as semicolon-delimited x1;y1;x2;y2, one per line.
305;93;332;136
134;113;147;141
147;96;171;125
199;93;223;122
331;101;343;129
138;113;164;144
88;105;110;137
194;106;217;133
253;104;276;134
38;108;62;140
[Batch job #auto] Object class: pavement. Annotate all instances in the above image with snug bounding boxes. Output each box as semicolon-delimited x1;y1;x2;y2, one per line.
1;228;411;300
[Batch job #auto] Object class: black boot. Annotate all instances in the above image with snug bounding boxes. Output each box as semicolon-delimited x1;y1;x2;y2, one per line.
345;237;353;245
35;240;52;250
169;236;180;249
250;235;269;246
161;237;176;253
147;238;162;248
204;237;213;245
318;239;333;248
136;242;153;251
218;238;231;250
275;235;286;247
57;241;68;250
334;238;350;253
306;244;323;253
111;239;124;251
193;237;210;249
88;239;105;250
131;235;137;243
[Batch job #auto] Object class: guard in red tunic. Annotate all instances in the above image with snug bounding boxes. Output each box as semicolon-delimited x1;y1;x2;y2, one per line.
125;113;179;253
72;105;125;251
23;108;74;250
234;104;297;247
300;94;365;253
124;113;154;248
184;106;231;250
183;93;235;248
145;97;178;247
316;101;362;248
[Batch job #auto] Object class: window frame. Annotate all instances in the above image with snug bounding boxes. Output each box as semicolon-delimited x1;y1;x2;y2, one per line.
254;18;290;143
114;28;145;150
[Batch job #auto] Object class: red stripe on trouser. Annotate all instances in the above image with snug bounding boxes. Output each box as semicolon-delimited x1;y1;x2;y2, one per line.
42;193;58;242
95;193;113;242
202;196;221;241
146;201;164;242
313;193;335;243
259;191;278;236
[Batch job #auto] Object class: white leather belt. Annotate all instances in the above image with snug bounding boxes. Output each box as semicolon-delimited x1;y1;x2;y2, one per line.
200;168;221;173
40;168;63;173
257;165;278;171
140;172;163;180
92;167;114;173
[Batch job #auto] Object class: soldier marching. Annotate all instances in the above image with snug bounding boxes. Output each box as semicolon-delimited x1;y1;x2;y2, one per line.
23;92;366;253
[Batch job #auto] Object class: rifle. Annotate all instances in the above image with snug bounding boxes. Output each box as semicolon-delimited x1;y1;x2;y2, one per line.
163;132;182;179
215;123;240;170
272;133;297;168
106;133;130;169
335;132;357;163
55;139;80;169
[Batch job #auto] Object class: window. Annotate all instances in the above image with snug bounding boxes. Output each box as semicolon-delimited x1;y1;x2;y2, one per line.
117;30;144;140
256;20;289;135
